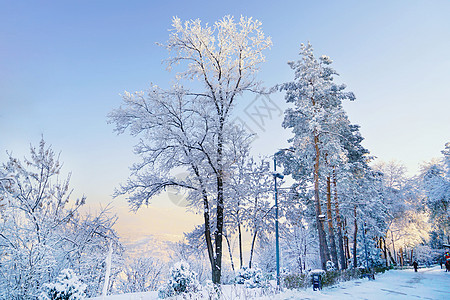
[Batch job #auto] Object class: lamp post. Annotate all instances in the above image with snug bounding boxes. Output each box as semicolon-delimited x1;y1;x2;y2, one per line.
273;151;284;287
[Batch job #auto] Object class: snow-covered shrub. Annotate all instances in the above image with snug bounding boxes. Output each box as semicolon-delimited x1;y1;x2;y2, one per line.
284;267;375;290
309;269;325;275
203;280;220;300
235;267;266;288
283;273;309;289
158;261;198;298
157;284;174;299
40;269;86;300
117;256;165;293
326;260;335;271
321;270;340;287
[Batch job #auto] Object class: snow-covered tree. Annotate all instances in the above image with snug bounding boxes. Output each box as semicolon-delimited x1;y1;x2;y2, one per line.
421;142;450;243
235;267;266;288
277;42;391;271
0;139;122;298
116;256;165;293
373;160;423;266
169;236;210;284
223;130;274;270
108;15;271;284
41;269;86;300
279;42;356;270
337;162;387;269
158;261;199;298
282;221;318;273
243;159;274;269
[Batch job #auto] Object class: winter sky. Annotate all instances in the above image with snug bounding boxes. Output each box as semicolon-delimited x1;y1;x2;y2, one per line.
1;0;449;242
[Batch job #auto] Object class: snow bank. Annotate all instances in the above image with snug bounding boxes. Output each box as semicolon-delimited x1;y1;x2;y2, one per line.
90;266;450;300
89;291;158;300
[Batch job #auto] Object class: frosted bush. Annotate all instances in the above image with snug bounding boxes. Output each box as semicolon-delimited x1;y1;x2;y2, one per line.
158;261;198;298
326;260;336;271
235;267;266;288
203;280;220;300
40;269;86;300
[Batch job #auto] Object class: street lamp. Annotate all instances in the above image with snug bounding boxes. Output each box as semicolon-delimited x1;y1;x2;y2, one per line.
273;151;285;287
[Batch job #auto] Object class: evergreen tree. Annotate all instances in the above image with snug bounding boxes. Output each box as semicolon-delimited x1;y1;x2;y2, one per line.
41;269;86;300
279;42;355;270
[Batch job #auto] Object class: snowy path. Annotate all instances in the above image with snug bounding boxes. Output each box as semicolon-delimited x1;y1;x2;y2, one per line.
91;266;450;300
271;265;450;300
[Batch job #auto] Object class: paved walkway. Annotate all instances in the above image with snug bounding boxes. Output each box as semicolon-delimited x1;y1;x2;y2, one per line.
271;265;450;299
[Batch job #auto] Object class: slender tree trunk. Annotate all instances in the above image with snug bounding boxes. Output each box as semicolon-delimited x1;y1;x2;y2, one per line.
344;218;351;264
313;133;330;270
192;165;216;274
383;237;388;267
249;230;258;269
238;222;243;269
390;230;397;265
386;246;396;265
249;195;259;269
326;176;339;270
201;188;215;270
333;171;347;269
353;206;358;268
213;118;225;284
224;232;235;272
344;234;349;262
399;247;404;267
298;256;303;274
303;243;307;273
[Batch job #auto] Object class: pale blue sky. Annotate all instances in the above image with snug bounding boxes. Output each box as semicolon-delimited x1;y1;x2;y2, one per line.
1;0;449;239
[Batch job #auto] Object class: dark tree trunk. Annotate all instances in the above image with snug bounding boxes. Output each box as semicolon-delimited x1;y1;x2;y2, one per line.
201;189;214;270
343;218;351;263
333;171;347;269
314;133;330;270
298;256;303;274
224;232;235;272
326;176;339;270
249;230;258;269
390;230;397;266
249;195;259;269
193;164;216;281
212;118;225;284
353;206;358;268
383;237;388;267
399;247;404;267
303;242;307;273
344;234;350;263
238;222;243;269
386;246;396;265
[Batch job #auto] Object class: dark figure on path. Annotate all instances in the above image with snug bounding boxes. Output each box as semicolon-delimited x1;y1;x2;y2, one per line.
440;259;443;269
412;261;418;272
445;260;450;272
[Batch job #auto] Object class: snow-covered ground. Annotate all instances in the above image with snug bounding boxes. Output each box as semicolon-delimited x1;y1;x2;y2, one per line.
271;265;450;299
91;265;450;300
